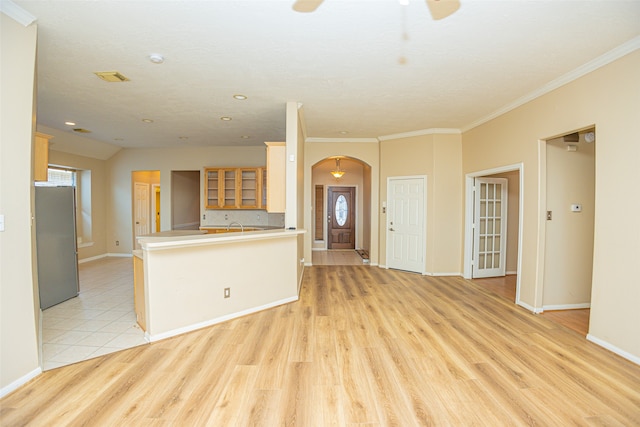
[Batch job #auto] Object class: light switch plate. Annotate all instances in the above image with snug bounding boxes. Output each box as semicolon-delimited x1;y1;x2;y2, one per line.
0;214;4;232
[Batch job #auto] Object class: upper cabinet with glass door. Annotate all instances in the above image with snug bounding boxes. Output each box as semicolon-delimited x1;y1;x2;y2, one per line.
204;167;264;209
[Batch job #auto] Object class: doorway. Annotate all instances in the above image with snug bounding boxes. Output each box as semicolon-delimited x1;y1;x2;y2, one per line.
464;164;522;303
171;170;200;230
386;176;426;274
542;129;595;313
472;177;508;279
131;171;160;249
327;186;356;249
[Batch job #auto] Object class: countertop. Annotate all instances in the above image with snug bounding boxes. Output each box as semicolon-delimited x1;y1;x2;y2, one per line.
138;228;304;251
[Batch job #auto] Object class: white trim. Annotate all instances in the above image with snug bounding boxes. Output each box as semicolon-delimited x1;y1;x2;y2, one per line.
0;367;42;399
378;128;461;141
0;0;37;26
587;334;640;366
306;137;379;144
506;270;518;275
148;296;299;343
542;303;591;311
517;300;543;314
423;272;461;277
462;36;640;133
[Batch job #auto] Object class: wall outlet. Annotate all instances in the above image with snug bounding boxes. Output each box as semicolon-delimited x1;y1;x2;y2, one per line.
116;240;120;246
224;287;230;298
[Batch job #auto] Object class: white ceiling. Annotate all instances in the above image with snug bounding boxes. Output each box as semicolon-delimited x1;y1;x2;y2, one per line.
11;0;640;154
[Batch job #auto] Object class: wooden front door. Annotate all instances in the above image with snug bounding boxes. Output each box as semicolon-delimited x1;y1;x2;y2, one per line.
328;186;355;249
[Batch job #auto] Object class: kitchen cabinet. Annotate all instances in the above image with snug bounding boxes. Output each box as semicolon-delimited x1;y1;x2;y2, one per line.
34;132;52;182
264;141;285;213
204;167;264;209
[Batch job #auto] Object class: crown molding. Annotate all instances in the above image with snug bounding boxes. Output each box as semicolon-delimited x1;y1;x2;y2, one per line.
461;35;640;133
0;0;37;26
306;137;379;144
378;128;461;141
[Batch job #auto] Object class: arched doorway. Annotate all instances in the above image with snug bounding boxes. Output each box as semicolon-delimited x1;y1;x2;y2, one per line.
311;156;372;265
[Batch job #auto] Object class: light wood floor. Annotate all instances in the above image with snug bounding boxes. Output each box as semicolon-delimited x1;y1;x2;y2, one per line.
2;266;639;425
472;275;591;336
312;249;366;266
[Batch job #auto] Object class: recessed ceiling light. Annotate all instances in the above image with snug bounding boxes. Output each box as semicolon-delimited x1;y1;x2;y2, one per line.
65;121;76;126
149;54;164;64
142;118;154;123
233;94;247;100
339;130;349;135
220;116;232;121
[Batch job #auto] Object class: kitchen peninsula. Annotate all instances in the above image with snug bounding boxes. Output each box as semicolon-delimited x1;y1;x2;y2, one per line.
134;228;305;342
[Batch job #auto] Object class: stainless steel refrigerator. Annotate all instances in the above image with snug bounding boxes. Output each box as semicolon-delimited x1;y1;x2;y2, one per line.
35;186;79;309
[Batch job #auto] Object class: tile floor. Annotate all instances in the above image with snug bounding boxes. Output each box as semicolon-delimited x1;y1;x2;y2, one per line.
42;256;147;371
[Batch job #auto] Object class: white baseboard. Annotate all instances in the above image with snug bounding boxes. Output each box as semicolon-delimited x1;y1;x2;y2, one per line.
506;270;518;275
148;296;299;343
517;300;543;314
423;272;461;277
587;334;640;366
0;367;42;399
542;303;591;311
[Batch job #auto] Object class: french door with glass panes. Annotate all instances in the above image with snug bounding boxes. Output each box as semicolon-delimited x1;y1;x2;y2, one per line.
472;177;507;278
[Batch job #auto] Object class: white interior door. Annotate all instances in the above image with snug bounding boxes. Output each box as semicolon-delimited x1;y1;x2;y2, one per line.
387;177;425;273
134;182;150;249
472;177;507;278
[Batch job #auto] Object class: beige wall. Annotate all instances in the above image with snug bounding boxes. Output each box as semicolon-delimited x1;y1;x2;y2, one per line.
48;150;108;261
0;13;40;394
304;141;380;266
543;134;595;308
379;133;462;274
463;50;640;359
106;146;266;255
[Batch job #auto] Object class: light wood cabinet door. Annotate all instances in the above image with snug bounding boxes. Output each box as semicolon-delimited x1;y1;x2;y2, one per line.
265;141;285;213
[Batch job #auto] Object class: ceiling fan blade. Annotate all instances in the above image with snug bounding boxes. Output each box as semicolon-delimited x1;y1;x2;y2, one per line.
425;0;460;20
292;0;324;13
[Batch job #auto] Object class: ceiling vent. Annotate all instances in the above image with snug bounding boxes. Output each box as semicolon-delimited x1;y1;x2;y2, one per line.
94;71;130;82
73;128;92;133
